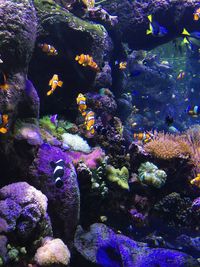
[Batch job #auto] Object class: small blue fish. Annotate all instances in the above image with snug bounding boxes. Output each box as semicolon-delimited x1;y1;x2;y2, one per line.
146;15;168;37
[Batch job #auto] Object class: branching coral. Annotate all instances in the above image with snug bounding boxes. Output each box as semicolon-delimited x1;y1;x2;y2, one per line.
144;132;192;160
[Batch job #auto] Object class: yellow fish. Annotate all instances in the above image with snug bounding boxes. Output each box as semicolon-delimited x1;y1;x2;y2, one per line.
85;111;95;135
47;74;63;96
75;54;100;72
0;114;8;134
76;93;87;116
190;174;200;188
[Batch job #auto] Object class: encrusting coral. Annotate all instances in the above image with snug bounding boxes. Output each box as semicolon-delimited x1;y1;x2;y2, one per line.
106;165;129;190
138;161;167;188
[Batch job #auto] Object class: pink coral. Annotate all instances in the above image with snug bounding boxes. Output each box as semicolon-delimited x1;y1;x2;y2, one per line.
68;147;105;169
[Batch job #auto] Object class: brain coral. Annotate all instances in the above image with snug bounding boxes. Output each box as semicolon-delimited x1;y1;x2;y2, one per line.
144;133;191;160
138;161;167;188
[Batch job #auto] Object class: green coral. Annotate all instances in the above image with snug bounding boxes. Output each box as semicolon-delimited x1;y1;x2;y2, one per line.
106;165;129;190
138;162;167;188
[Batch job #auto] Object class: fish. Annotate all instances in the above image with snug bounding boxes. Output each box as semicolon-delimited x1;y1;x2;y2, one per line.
177;71;185;80
190;174;200;188
47;74;63;96
0;72;9;90
76;93;87;116
194;8;200;21
146;14;168;37
50;159;65;188
165;115;174;126
186;105;200;117
75;54;99;72
0;114;8;134
85;110;95;135
50;114;58;126
133;131;153;144
182;28;200;48
116;61;127;70
38;43;58;56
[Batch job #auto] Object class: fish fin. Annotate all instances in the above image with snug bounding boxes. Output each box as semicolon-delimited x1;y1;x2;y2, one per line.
75;55;79;61
147;14;152;22
182;28;190;36
47;90;52;96
58;81;63;87
0;127;7;134
49;79;52;86
183;37;189;44
90;128;95;134
146;28;152;35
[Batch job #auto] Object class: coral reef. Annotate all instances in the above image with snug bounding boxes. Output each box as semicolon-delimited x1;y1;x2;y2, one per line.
138;161;167;188
0;182;52;265
29;144;80;244
106;165;129;190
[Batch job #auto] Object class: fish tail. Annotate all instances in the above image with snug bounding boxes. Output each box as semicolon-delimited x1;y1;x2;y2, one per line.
58;81;63;87
183;37;189;44
182;28;190;36
90;128;95;134
147;14;152;22
146;28;152;35
47;90;52;96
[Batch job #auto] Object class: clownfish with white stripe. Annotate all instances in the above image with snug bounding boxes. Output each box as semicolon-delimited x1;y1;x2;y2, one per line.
38;43;58;56
50;159;65;188
76;93;87;116
85;110;95;135
47;74;63;96
133;131;154;144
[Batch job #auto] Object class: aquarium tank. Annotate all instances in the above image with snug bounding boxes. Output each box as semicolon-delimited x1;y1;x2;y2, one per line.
0;0;200;266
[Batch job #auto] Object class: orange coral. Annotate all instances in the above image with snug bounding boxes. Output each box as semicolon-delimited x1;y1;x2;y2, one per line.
144;132;192;160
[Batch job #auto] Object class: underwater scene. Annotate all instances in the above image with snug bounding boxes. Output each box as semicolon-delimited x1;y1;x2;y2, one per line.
1;0;200;266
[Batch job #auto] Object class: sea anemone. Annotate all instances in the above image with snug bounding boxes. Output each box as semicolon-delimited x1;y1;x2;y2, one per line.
144;132;191;160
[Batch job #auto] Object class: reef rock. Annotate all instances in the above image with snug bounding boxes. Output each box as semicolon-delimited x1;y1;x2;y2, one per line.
30;0;113;115
29;144;80;244
74;223;199;267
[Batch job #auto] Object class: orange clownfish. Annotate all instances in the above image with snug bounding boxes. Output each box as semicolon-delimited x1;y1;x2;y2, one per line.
0;114;8;134
0;72;9;90
119;61;127;70
75;54;100;72
38;43;58;56
47;74;63;96
76;93;87;116
190;173;200;188
177;71;185;80
133;131;153;144
85;111;95;135
194;8;200;21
